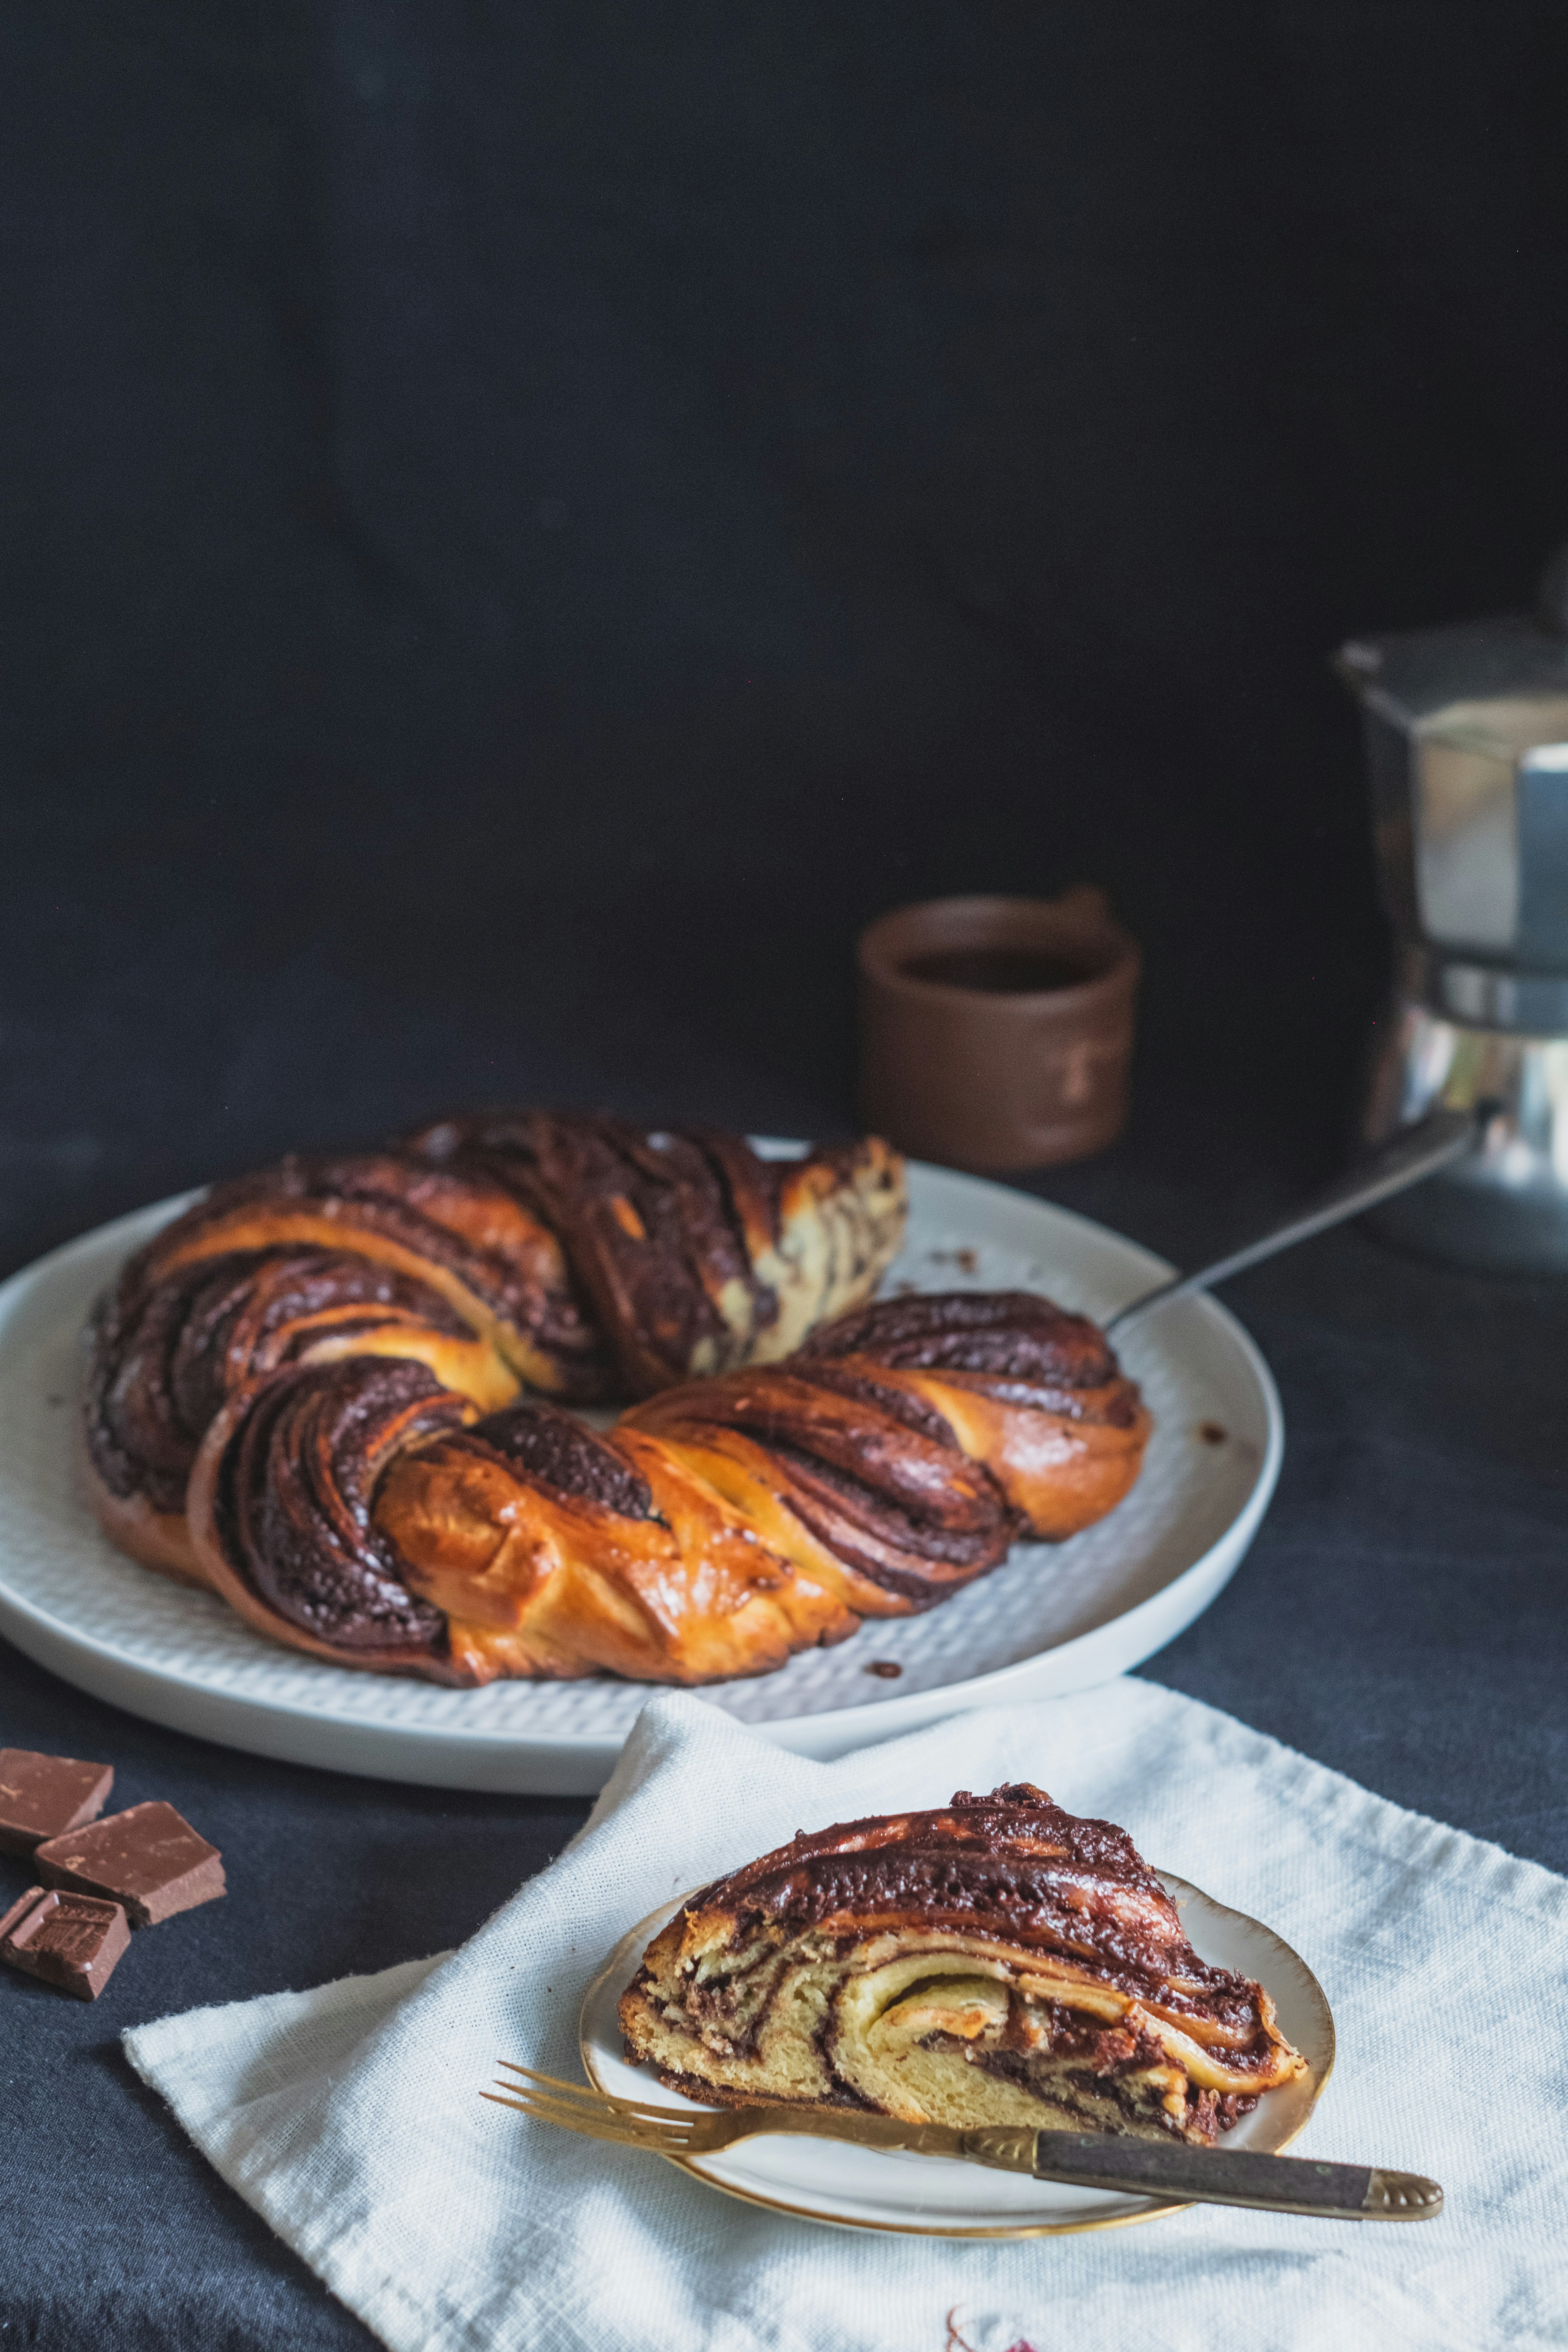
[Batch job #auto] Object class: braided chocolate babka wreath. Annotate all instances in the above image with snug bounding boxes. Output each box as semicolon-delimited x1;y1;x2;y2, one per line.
82;1111;1150;1687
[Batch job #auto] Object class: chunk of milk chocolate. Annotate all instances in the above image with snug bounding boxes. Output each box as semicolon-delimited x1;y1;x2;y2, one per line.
0;1749;114;1856
34;1800;224;1927
0;1885;131;1999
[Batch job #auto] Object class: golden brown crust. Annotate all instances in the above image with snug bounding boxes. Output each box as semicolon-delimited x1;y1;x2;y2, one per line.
116;1290;1150;1686
870;1368;1151;1539
82;1453;209;1590
366;1296;1149;1684
80;1118;1158;1688
375;1419;862;1685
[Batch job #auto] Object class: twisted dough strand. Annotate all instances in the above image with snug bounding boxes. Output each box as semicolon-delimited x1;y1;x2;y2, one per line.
84;1115;905;1588
187;1292;1149;1685
82;1116;1149;1686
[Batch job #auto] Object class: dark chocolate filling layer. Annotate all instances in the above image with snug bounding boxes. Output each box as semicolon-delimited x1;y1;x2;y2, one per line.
460;1400;656;1518
800;1291;1118;1389
950;2043;1258;2142
929;1370;1144;1427
401;1111;783;1391
211;1358;464;1651
139;1153;606;1389
760;1439;1009;1600
687;1785;1260;2019
85;1248;472;1513
783;1359;958;1448
672;1372;996;1534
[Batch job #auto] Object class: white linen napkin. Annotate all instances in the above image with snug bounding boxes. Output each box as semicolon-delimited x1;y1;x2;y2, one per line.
124;1680;1568;2352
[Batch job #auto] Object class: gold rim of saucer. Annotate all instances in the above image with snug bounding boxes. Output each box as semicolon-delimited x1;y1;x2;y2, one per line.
576;1869;1336;2240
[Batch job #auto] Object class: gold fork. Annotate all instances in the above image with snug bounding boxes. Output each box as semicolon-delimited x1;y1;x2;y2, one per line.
482;2060;954;2160
481;2062;1443;2221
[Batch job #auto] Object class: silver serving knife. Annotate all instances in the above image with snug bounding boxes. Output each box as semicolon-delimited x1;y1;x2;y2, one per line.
1103;1106;1476;1339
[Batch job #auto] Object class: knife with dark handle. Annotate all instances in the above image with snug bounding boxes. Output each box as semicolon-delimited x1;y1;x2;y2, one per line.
487;2065;1443;2221
701;2112;1441;2219
956;2127;1443;2220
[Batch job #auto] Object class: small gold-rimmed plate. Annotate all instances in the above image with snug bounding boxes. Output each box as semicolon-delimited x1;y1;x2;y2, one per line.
579;1873;1335;2238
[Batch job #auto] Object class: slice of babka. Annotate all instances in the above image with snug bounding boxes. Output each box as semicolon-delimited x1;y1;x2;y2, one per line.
618;1783;1305;2146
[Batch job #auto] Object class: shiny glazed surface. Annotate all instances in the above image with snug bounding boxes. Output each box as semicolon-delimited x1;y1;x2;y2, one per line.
72;1115;1156;1686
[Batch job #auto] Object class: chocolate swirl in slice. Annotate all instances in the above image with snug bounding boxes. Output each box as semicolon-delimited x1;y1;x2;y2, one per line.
619;1784;1305;2142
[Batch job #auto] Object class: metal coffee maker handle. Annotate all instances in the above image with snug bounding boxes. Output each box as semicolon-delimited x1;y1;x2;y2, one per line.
1338;544;1568;1275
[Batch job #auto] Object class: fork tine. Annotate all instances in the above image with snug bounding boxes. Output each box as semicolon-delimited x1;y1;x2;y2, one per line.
480;2088;696;2150
494;2059;589;2087
481;2092;654;2149
494;2058;644;2101
494;2101;693;2145
493;2058;692;2124
495;2103;692;2148
482;2088;636;2136
489;2080;693;2131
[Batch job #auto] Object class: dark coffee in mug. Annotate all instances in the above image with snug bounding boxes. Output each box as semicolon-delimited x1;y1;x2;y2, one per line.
900;947;1098;995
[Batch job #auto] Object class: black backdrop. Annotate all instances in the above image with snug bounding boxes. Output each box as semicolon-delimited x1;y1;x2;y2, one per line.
7;0;1568;1257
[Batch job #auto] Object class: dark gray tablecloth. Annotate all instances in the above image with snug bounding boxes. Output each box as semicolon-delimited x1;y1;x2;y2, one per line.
4;1078;1563;2350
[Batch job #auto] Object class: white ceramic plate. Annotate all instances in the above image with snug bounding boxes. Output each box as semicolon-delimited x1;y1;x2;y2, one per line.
580;1875;1334;2237
0;1157;1281;1793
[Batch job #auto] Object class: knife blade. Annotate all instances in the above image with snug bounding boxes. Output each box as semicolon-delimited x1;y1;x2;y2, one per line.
744;2113;1442;2220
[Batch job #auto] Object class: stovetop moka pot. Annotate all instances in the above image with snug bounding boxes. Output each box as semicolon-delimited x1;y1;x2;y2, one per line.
1337;544;1568;1271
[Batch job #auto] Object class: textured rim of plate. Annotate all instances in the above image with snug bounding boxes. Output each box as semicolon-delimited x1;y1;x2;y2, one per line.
0;1162;1283;1783
577;1873;1336;2239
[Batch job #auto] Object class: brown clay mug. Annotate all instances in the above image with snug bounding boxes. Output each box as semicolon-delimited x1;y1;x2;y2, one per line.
857;889;1141;1172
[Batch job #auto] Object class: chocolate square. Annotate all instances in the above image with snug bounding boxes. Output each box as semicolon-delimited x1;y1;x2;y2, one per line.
0;1749;114;1856
0;1885;131;1999
34;1799;225;1927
